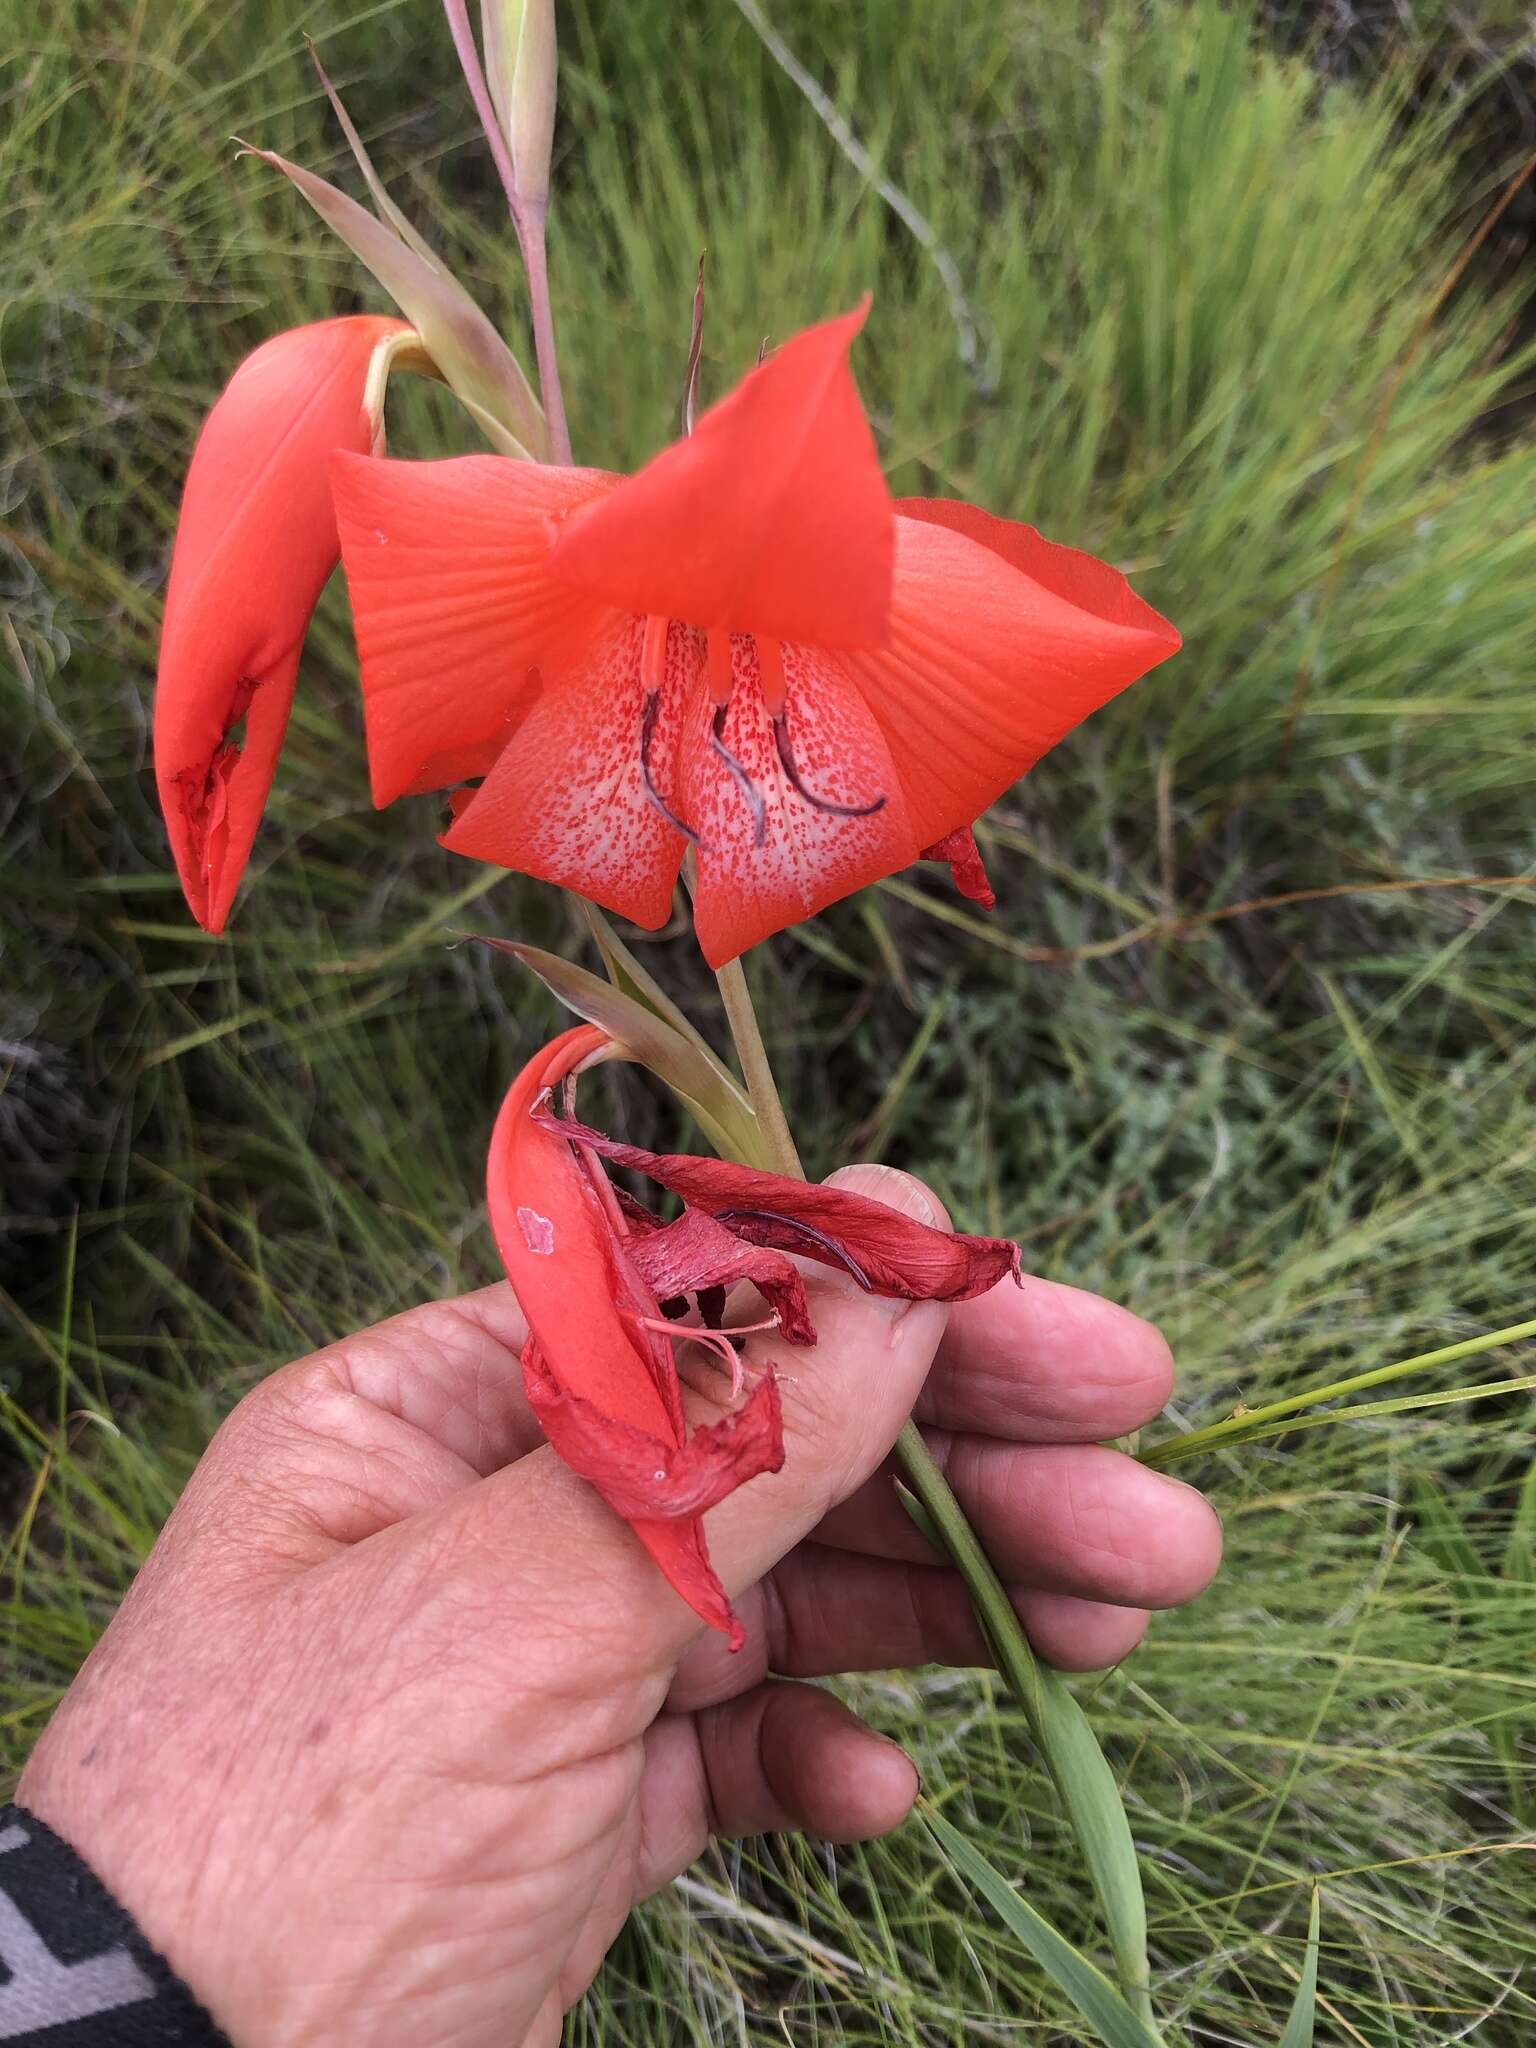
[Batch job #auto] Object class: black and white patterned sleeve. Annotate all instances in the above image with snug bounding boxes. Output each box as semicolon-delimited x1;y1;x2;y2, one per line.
0;1806;231;2045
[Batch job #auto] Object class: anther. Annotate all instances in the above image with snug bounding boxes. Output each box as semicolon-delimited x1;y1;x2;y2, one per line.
639;687;698;844
710;703;767;846
773;713;887;820
715;1208;874;1290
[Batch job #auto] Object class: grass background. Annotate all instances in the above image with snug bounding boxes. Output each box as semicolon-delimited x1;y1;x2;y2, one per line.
4;0;1536;2038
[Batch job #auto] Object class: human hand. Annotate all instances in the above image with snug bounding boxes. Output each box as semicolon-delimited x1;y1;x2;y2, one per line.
19;1165;1220;2048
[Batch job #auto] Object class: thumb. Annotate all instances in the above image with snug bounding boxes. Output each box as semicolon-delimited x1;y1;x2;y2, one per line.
698;1161;953;1601
396;1163;954;1685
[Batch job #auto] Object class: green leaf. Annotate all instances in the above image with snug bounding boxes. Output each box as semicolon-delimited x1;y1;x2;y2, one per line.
923;1805;1164;2048
1277;1887;1321;2048
306;39;440;266
240;143;543;458
895;1470;1152;2023
580;903;723;1068
1148;1369;1536;1467
476;938;763;1164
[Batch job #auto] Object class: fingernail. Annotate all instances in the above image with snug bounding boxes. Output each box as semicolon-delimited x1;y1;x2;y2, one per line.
823;1162;940;1225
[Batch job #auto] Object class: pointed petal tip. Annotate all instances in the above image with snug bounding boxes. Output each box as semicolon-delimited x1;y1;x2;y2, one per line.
547;301;893;649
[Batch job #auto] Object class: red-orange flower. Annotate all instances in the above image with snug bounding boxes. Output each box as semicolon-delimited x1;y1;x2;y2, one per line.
489;1024;1024;1643
154;315;407;932
333;302;1181;966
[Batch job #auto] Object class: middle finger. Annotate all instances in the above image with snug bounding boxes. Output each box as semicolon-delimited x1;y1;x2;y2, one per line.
814;1431;1222;1611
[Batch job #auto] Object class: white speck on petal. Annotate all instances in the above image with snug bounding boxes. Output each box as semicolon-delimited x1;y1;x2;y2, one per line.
517;1206;556;1255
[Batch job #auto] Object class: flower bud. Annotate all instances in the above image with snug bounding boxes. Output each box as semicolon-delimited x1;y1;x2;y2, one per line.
480;0;557;212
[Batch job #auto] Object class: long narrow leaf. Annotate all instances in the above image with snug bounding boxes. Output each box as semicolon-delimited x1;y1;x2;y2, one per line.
1148;1370;1536;1467
477;938;764;1165
241;144;543;457
923;1806;1164;2048
1277;1888;1321;2048
896;1482;1151;2021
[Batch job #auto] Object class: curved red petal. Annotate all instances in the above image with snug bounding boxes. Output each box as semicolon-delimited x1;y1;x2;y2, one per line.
894;497;1180;639
487;1025;678;1442
841;508;1183;850
680;638;918;968
331;452;620;805
547;302;894;650
443;616;691;930
153;315;406;931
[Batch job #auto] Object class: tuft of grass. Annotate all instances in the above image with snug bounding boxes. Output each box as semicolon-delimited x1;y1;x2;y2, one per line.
4;0;1535;2040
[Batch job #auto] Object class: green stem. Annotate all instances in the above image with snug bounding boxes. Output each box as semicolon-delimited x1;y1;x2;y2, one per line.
713;952;1156;2027
714;954;802;1177
1140;1315;1536;1471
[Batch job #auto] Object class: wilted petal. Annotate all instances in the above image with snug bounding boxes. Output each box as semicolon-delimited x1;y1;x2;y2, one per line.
488;1023;785;1646
533;1111;1022;1301
628;1208;817;1345
921;825;996;911
524;1344;783;1522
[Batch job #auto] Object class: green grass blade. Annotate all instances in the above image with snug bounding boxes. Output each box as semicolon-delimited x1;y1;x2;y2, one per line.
1276;1887;1321;2048
897;1478;1152;2022
923;1805;1164;2048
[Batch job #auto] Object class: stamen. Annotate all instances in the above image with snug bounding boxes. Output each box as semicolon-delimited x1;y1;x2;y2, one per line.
635;1311;780;1401
710;703;767;847
773;713;887;820
756;636;788;718
705;627;735;705
641;612;670;690
639;687;699;844
715;1207;874;1290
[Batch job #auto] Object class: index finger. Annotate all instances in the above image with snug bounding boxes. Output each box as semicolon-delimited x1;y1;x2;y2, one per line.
916;1274;1174;1442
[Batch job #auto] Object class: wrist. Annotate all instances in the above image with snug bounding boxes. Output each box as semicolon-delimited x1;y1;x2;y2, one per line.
0;1799;232;2044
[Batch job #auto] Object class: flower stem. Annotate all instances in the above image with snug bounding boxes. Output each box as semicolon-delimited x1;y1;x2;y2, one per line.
517;201;572;465
441;0;572;463
714;954;802;1177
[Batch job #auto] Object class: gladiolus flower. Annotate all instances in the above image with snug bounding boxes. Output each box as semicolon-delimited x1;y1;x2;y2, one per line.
333;300;1181;965
488;1023;1023;1642
154;315;410;932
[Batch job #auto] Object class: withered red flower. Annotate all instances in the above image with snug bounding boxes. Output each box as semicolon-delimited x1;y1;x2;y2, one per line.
153;316;409;932
333;302;1181;966
489;1024;1023;1643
